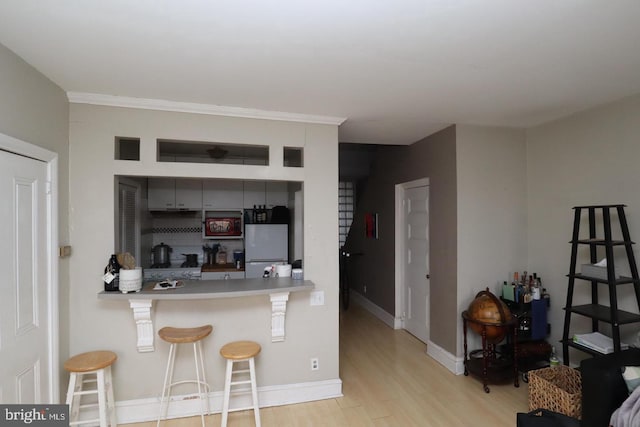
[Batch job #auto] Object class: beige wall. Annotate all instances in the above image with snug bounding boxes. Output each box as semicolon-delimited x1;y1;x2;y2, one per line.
68;103;339;400
0;42;70;397
527;93;640;363
456;125;527;354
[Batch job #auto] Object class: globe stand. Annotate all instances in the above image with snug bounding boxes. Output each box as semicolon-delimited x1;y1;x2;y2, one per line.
462;310;519;393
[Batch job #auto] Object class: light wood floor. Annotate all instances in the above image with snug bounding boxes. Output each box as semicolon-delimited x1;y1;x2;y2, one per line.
125;303;529;426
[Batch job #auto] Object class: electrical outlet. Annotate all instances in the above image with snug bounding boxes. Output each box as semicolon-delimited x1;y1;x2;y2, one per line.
310;357;319;371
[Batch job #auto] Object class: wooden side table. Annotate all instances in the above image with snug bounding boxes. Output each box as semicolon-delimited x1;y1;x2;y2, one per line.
462;310;519;393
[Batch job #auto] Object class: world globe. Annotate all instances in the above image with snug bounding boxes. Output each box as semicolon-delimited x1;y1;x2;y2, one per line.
466;288;512;344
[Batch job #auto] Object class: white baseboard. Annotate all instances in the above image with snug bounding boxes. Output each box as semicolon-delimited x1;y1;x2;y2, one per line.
350;292;463;376
109;379;342;424
350;291;402;329
427;339;465;375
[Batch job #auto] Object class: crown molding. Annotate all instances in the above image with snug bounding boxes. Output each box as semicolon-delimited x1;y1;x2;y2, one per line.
67;92;346;125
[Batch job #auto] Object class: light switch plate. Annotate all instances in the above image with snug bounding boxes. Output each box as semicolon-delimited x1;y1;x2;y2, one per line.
310;290;325;306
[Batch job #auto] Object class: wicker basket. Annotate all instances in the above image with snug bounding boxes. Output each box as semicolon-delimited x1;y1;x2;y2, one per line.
528;365;582;419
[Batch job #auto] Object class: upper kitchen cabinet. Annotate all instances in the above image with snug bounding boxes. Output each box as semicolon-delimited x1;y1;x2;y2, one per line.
243;181;290;208
203;180;243;209
148;178;202;210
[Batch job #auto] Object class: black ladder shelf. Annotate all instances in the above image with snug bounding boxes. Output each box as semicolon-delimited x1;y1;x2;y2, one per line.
562;204;640;365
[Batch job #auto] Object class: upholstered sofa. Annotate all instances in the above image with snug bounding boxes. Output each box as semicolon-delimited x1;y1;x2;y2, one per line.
580;348;640;427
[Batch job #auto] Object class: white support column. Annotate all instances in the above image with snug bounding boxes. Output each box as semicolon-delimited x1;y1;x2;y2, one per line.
129;299;154;352
270;292;290;342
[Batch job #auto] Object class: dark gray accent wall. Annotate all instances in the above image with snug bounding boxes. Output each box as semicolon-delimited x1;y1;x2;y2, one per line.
344;125;458;354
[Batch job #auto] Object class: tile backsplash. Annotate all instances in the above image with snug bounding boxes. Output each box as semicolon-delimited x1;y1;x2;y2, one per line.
149;215;243;266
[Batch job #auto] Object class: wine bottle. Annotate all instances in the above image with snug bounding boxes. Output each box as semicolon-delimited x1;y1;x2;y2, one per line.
103;254;120;292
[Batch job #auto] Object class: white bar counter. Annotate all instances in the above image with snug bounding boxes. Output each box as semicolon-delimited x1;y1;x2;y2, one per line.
98;278;315;352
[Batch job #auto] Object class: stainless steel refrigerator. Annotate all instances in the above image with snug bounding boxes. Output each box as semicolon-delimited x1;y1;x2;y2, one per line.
244;224;288;278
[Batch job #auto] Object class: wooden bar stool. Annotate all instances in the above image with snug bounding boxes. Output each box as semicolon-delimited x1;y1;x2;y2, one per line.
64;350;117;427
220;340;261;427
157;325;213;427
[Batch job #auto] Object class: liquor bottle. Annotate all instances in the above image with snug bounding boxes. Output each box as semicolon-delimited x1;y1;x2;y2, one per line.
104;254;120;292
549;346;560;367
532;275;541;300
542;287;550;306
523;287;532;303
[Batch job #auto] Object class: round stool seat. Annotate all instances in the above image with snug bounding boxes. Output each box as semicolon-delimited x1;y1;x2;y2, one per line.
64;350;117;373
220;340;261;360
158;325;213;344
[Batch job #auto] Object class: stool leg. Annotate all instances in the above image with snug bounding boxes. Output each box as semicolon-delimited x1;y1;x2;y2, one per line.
221;359;233;427
193;341;207;427
66;372;81;423
196;340;211;416
249;357;260;427
97;368;108;427
157;343;177;427
105;366;117;427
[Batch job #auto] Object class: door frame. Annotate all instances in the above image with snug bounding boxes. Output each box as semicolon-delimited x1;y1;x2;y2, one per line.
394;177;429;330
0;132;59;403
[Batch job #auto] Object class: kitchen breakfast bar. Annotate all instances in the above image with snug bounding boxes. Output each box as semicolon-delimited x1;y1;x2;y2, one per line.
98;278;315;352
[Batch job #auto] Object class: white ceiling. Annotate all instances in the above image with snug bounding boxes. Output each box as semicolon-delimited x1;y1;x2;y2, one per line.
1;1;640;145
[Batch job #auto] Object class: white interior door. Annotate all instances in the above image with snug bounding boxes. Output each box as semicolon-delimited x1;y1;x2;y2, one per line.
403;185;430;343
0;150;50;403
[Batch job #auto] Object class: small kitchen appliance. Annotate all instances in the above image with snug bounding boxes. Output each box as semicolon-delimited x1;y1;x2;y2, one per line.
204;217;242;237
181;253;199;268
151;242;172;268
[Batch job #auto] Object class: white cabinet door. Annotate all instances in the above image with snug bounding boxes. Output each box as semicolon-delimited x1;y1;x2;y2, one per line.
266;181;289;207
203;180;243;209
243;181;266;208
175;179;202;209
148;178;202;209
148;178;176;209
